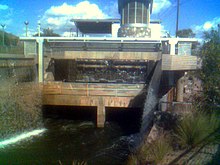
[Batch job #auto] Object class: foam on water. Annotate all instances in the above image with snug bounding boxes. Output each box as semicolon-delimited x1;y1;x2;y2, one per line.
0;128;46;149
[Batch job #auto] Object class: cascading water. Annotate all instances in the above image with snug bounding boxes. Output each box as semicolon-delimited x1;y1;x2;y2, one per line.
0;58;161;165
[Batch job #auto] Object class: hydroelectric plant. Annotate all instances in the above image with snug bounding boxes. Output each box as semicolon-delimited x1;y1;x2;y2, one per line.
21;0;198;129
0;0;200;164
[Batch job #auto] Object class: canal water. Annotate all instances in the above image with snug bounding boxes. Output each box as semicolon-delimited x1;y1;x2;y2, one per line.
0;106;142;165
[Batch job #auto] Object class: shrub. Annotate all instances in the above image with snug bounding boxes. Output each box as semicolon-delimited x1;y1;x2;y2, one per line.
58;160;87;165
126;154;140;165
199;29;220;109
174;111;220;148
139;135;172;164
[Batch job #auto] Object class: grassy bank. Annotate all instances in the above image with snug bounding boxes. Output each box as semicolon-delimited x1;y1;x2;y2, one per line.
0;77;43;140
127;110;220;165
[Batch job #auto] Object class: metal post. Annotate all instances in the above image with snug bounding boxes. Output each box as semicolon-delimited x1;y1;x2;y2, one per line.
24;21;29;37
37;38;44;83
176;0;180;37
38;21;41;37
1;24;5;46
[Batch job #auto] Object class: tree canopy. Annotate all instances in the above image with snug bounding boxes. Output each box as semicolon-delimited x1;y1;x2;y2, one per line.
177;29;195;38
33;28;60;37
0;30;19;46
200;29;220;110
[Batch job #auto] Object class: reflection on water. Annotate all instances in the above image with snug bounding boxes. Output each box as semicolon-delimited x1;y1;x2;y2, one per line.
0;118;138;165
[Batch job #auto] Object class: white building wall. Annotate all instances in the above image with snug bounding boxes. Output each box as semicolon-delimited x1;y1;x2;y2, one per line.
149;23;162;38
111;23;120;38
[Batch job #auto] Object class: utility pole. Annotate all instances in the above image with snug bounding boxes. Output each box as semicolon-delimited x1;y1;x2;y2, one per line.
24;21;29;37
1;24;6;46
176;0;180;37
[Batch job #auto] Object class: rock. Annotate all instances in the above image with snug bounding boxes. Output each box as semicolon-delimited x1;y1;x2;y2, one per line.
154;111;178;130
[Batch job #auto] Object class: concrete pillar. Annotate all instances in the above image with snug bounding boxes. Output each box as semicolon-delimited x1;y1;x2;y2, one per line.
97;97;105;127
169;39;178;55
177;77;184;102
37;38;44;83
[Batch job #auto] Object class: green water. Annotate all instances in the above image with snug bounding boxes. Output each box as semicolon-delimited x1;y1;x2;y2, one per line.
0;118;136;165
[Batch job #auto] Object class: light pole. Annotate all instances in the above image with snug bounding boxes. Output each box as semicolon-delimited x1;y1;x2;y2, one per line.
38;21;41;37
24;21;29;37
1;24;6;46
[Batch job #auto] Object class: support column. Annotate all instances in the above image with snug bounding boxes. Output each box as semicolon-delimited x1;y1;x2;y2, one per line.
177;77;184;102
169;39;178;55
37;38;44;83
97;97;105;127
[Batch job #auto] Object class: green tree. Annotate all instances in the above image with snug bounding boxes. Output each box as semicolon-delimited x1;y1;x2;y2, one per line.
33;28;60;37
41;28;60;37
177;29;195;38
0;30;19;46
200;29;220;110
33;28;60;48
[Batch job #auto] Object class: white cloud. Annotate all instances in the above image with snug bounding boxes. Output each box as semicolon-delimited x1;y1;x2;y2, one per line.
0;4;9;10
152;0;172;14
39;1;109;35
193;17;220;35
0;5;13;27
103;1;120;18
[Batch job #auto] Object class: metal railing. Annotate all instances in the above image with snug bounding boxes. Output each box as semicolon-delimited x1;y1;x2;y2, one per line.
159;101;193;114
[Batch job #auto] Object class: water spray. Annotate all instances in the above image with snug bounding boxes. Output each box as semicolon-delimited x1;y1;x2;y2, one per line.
0;128;46;149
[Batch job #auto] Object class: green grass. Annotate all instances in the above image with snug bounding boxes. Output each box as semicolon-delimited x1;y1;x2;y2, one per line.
136;134;172;164
0;80;43;139
174;111;220;148
126;154;139;165
58;160;87;165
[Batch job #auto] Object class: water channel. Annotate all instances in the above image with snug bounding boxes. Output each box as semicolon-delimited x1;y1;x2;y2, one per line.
0;60;148;165
0;106;142;165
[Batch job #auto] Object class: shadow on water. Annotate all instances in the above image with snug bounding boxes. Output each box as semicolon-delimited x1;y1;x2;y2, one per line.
42;105;97;123
42;105;143;165
106;107;142;135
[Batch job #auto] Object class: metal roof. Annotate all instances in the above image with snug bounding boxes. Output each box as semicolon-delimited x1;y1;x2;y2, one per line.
71;19;120;34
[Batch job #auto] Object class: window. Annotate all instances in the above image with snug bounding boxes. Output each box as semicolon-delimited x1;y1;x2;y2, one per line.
129;2;135;23
136;2;143;23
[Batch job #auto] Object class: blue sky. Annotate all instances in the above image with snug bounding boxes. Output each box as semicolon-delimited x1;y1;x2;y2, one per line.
0;0;219;37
